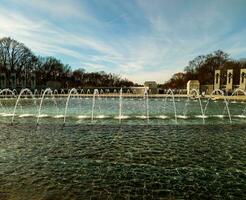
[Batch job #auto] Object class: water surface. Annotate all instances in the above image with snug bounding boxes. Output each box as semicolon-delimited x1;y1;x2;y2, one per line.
0;123;245;199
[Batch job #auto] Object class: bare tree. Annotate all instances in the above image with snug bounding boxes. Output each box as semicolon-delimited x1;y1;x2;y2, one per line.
0;37;36;74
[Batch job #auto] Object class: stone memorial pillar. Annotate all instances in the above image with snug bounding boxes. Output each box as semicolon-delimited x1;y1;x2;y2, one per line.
239;69;246;90
187;80;200;95
214;70;220;90
226;69;233;92
0;73;6;89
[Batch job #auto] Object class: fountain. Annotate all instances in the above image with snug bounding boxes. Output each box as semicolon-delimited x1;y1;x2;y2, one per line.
53;89;59;96
11;88;37;124
204;89;232;123
232;88;246;95
182;89;205;124
34;89;39;97
40;89;44;95
144;87;149;123
105;89;110;94
1;85;245;200
61;89;65;95
37;88;58;125
13;89;18;96
0;87;245;125
230;88;246;117
163;89;177;124
118;88;123;123
63;88;78;125
0;89;16;116
2;86;246;200
177;89;182;102
91;89;99;122
0;88;16;98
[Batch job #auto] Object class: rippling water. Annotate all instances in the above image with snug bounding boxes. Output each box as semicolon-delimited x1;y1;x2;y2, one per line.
0;123;245;199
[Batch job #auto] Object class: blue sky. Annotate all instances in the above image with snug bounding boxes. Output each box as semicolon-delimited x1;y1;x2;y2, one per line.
0;0;246;83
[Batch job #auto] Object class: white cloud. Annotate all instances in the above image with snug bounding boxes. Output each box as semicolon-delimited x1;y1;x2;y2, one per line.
7;0;89;19
1;0;246;84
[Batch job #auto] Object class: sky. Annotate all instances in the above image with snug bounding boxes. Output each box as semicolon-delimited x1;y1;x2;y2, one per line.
0;0;246;84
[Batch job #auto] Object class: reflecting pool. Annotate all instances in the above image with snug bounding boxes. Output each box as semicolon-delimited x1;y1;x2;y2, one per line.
0;91;246;199
0;124;245;199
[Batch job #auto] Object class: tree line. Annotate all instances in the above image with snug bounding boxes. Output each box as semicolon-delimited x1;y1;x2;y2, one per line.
161;50;246;89
0;37;135;88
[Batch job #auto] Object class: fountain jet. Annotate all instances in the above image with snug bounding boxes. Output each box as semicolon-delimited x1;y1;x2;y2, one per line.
163;89;177;124
63;88;78;125
204;89;231;123
91;89;99;122
11;88;37;124
37;88;58;125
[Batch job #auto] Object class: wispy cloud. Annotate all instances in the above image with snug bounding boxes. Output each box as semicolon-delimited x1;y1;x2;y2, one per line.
1;0;246;83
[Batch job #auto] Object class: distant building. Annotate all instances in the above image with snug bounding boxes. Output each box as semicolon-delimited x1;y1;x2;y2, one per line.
197;69;246;95
130;87;146;95
187;80;200;95
144;81;158;94
239;68;246;90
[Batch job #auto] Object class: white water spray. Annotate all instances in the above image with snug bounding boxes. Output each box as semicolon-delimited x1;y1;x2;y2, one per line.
63;88;78;125
204;89;231;123
12;88;37;124
163;89;177;124
91;89;99;122
37;88;58;125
